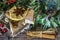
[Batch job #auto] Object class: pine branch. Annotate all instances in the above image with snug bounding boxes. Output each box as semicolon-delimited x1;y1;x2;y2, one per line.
16;0;31;9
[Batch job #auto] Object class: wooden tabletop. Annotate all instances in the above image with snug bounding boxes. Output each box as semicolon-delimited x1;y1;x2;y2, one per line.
0;32;60;40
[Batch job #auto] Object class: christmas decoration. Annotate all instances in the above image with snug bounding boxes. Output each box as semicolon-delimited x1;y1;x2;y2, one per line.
6;0;16;4
0;0;60;37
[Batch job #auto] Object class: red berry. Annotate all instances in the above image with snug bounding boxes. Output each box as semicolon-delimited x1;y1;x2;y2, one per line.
0;28;2;32
2;28;8;33
0;23;3;28
7;0;16;4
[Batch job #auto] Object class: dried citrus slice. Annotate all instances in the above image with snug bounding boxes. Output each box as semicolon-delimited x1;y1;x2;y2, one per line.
10;10;27;21
6;6;28;21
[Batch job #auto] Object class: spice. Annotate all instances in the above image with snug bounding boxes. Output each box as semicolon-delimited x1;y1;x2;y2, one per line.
14;7;25;16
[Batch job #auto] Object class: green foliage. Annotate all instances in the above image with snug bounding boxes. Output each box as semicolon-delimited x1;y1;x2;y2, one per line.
15;0;30;9
0;0;14;11
36;12;60;30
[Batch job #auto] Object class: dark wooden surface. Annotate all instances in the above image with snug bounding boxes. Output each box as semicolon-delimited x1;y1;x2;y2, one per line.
0;32;59;40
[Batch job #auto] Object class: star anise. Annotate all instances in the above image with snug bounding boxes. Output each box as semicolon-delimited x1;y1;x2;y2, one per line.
14;7;25;16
